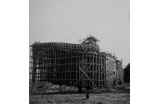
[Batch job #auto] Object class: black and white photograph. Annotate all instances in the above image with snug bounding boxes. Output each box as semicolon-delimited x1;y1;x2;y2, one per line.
2;0;160;104
29;0;130;104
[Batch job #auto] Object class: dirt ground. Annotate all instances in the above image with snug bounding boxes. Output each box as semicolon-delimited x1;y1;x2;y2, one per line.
30;93;130;104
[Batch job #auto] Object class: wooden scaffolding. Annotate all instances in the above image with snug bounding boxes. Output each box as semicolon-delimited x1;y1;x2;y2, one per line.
29;40;108;87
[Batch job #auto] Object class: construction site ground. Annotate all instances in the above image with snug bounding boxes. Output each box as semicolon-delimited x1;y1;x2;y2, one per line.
30;92;130;104
29;82;130;104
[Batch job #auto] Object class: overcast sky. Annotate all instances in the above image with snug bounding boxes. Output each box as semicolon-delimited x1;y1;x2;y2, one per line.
29;0;130;66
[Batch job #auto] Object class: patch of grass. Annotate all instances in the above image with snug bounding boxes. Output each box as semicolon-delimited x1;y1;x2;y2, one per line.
29;101;38;104
47;100;52;103
30;93;130;104
96;102;106;104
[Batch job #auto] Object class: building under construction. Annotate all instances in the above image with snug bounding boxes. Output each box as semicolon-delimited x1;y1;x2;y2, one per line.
29;36;123;88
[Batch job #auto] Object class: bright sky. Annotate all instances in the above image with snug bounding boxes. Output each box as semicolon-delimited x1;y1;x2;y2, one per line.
29;0;130;66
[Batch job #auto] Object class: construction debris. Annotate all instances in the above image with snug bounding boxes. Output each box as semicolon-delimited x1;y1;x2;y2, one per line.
115;83;130;90
29;82;78;95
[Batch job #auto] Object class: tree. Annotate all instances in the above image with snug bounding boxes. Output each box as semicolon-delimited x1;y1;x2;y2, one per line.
124;63;130;83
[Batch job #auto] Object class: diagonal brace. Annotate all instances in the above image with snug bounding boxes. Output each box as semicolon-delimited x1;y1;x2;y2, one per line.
73;63;92;86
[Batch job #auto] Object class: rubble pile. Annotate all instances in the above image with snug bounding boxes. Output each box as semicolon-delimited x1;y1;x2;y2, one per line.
29;82;78;94
115;83;130;90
